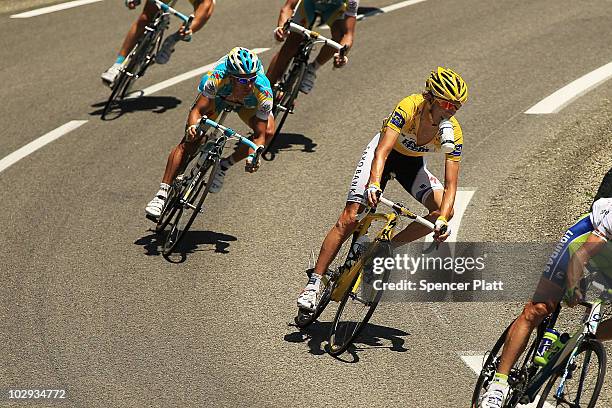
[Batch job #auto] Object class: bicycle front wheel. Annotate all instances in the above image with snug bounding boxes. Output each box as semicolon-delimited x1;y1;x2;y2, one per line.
327;242;391;356
536;339;606;408
471;324;510;407
162;157;219;256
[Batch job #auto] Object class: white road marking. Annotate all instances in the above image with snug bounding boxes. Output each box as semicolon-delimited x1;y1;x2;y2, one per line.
10;0;103;18
320;0;427;29
460;354;555;408
525;61;612;114
0;121;88;174
127;48;271;98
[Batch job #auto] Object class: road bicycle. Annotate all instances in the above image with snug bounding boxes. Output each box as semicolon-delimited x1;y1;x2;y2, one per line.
264;20;346;159
295;196;436;356
150;109;264;256
102;0;192;120
472;277;611;408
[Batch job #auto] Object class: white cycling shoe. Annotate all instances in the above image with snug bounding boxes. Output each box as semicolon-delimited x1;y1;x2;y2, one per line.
299;63;317;94
101;63;122;87
297;275;322;312
145;195;166;219
208;165;227;194
480;381;509;408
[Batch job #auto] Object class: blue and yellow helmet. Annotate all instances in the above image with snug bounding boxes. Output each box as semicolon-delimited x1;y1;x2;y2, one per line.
226;47;260;76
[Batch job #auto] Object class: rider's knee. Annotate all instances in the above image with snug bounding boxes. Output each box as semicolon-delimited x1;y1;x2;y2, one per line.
336;206;359;231
522;302;552;324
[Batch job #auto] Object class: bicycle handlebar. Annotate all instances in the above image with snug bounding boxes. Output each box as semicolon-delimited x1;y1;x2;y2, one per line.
378;196;436;230
285;21;346;53
151;0;191;23
197;116;265;169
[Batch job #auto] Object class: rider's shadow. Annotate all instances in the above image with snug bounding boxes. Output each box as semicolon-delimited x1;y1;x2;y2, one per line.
135;229;237;260
264;133;317;160
284;320;409;362
90;95;182;119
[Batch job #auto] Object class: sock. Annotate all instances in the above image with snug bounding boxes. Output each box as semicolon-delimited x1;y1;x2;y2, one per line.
115;55;126;65
493;373;508;384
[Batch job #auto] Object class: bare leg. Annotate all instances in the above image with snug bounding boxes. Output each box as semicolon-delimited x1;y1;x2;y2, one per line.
266;33;303;86
596;318;612;341
160;139;199;185
313;202;365;275
118;2;158;58
497;279;562;374
392;189;450;244
313;19;345;66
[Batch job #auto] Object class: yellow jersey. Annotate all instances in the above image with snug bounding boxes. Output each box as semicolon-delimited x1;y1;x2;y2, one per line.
381;94;463;162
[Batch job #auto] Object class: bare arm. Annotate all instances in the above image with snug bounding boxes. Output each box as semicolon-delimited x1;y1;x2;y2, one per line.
278;0;300;27
566;233;606;296
341;15;356;50
187;0;215;34
185;93;212;139
440;159;460;220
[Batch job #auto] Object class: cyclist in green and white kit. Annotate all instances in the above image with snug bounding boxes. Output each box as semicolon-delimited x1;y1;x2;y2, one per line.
480;197;612;408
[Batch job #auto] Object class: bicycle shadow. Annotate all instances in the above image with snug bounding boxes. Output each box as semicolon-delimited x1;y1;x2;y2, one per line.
263;133;316;161
284;319;409;362
90;95;182;120
135;229;237;261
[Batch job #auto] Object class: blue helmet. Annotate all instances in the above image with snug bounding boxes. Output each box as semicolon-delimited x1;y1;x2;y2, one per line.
226;47;260;76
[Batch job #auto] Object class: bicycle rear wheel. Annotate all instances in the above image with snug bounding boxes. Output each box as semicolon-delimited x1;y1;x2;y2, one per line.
536;339;606;408
162;156;219;256
327;242;391;356
264;61;306;158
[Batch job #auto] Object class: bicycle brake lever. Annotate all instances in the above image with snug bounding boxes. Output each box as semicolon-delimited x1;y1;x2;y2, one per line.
182;14;194;42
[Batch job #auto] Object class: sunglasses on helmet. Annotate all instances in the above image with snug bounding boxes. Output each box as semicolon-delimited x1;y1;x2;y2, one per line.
232;74;257;85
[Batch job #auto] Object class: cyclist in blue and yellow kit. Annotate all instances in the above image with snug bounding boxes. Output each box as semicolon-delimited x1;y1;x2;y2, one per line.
102;0;215;87
480;196;612;408
145;48;274;218
266;0;359;94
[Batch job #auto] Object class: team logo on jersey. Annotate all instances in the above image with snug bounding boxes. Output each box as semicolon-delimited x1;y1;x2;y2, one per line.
390;111;406;128
450;143;463;156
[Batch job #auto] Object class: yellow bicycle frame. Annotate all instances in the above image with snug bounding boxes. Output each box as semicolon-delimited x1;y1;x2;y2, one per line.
330;211;399;301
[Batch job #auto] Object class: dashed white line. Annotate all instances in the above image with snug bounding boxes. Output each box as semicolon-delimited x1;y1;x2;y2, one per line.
0;121;88;174
525;61;612;114
460;354;555;408
10;0;103;18
127;47;271;98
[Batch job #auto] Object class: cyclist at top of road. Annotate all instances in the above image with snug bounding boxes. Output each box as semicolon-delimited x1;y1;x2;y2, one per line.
145;47;274;218
101;0;215;87
480;196;612;408
297;67;468;311
266;0;359;94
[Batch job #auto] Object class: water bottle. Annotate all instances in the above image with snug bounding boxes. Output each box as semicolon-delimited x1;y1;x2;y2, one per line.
438;119;455;153
534;329;560;366
341;235;371;272
541;332;570;366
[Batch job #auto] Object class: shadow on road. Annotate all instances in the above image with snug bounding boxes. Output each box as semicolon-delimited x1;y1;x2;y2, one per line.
135;229;237;260
284;319;409;361
90;95;182;120
263;133;316;161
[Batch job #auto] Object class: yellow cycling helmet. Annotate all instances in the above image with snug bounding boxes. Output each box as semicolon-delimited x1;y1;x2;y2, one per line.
426;67;468;104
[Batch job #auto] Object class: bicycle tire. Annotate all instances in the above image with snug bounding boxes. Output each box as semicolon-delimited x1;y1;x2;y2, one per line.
471;323;511;407
121;30;162;99
162;157;219;256
536;339;606;408
264;61;307;158
327;242;391;356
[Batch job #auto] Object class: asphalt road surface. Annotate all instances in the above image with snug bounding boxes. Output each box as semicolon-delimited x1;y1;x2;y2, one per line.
1;1;611;407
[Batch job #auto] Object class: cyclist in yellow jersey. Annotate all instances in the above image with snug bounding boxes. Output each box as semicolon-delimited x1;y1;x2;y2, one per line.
101;0;215;87
266;0;358;94
297;67;469;311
